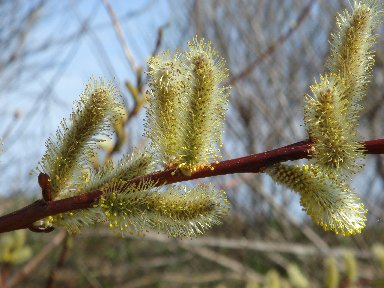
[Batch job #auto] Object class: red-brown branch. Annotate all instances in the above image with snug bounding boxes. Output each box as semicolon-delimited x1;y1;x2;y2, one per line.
0;138;382;233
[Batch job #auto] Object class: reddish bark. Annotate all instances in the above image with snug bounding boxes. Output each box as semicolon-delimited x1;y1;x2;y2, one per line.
0;138;382;233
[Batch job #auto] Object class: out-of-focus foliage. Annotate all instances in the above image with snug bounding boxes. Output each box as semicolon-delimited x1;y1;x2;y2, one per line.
0;230;32;265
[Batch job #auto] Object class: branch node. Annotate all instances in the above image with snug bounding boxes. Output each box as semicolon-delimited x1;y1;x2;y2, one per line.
28;224;55;233
38;173;53;202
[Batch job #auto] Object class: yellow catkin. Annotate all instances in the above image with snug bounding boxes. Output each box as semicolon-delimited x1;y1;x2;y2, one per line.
180;37;230;171
46;150;154;234
304;1;381;177
264;270;280;288
0;230;32;264
98;181;229;238
326;0;381;107
145;37;230;172
145;51;189;166
344;251;358;285
287;263;310;288
38;79;123;199
51;208;106;234
84;150;153;193
304;74;364;175
324;257;339;288
266;164;366;236
372;243;384;271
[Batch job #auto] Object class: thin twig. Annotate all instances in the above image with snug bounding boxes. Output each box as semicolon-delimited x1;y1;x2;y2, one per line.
0;138;382;233
45;232;70;288
84;230;374;259
101;0;139;72
151;24;167;57
126;271;244;288
179;243;262;282
0;264;11;287
227;0;316;85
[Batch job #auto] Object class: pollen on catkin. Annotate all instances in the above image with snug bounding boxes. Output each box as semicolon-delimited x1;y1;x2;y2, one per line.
38;79;123;199
266;164;366;236
84;149;154;193
145;51;190;166
47;150;154;234
180;37;230;171
98;181;229;238
46;208;106;234
304;74;364;175
303;1;382;177
145;37;230;172
326;0;381;107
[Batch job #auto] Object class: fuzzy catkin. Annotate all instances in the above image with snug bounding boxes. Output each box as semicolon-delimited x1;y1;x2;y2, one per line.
266;164;366;236
38;79;123;199
304;1;381;177
45;150;154;233
326;0;381;107
99;181;229;238
145;37;230;172
84;150;154;193
180;37;229;171
145;52;189;166
44;208;106;234
324;257;339;288
304;74;364;175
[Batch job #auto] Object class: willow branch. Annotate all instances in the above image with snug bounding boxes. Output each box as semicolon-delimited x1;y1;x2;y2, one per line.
0;138;382;233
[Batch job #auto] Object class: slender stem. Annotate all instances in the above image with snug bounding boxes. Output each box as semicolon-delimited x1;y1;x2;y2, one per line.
227;0;316;85
102;0;139;72
0;138;382;233
45;232;70;288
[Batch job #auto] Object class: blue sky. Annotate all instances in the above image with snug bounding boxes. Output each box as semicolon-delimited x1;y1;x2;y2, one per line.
0;0;176;195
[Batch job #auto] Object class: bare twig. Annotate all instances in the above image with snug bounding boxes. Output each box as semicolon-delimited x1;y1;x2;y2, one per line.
151;24;167;57
179;243;262;282
140;232;367;259
126;271;246;288
84;230;374;260
101;0;139;72
227;0;316;85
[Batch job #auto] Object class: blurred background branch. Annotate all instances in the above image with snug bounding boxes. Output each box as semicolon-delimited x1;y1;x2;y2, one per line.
1;0;384;287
